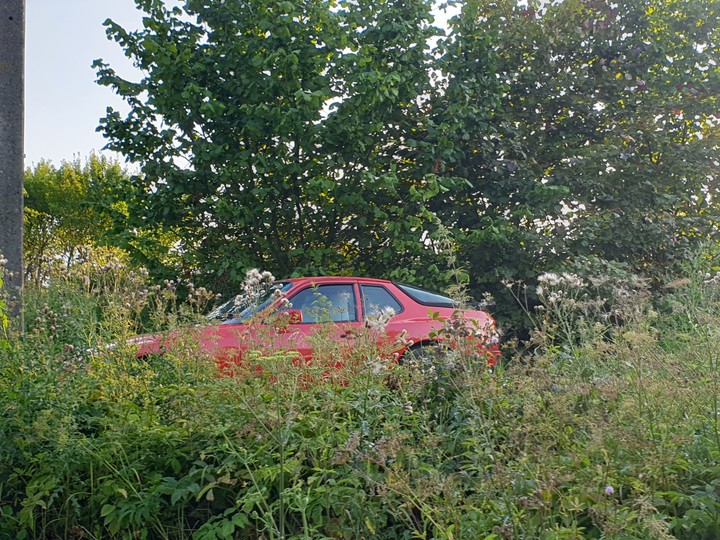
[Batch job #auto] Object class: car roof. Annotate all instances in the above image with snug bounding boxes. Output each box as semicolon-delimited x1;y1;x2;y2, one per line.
283;276;391;285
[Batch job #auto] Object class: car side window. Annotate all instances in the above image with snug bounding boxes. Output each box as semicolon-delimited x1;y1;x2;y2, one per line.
361;285;403;319
289;285;357;323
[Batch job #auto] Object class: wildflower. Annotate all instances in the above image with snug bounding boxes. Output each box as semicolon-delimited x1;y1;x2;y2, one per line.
367;357;389;375
245;269;261;283
241;269;276;305
394;329;413;347
366;307;395;332
538;272;560;286
270;285;286;301
538;272;585;288
561;272;585;288
704;271;720;286
604;485;615;496
478;291;496;309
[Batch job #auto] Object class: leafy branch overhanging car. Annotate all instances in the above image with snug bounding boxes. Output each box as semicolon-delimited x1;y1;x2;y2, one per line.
133;276;501;369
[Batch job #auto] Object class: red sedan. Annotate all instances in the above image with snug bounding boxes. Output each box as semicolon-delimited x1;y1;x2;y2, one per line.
134;276;500;367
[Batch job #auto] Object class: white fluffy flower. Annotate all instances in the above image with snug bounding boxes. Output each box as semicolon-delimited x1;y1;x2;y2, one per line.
366;307;395;332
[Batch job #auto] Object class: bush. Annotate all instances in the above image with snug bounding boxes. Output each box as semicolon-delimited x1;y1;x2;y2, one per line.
3;252;720;538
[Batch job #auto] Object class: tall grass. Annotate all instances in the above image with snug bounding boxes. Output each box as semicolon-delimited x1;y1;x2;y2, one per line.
2;248;720;539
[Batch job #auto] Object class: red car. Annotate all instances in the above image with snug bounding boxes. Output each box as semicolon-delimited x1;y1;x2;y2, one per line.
134;276;500;368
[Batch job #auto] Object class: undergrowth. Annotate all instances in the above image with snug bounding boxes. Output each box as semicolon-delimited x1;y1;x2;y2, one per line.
2;247;720;539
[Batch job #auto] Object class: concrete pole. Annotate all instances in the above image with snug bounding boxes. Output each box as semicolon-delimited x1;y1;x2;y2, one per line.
0;0;25;319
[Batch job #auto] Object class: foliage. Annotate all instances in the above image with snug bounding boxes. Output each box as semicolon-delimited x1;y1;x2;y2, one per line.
4;251;720;538
431;0;720;319
23;155;186;286
94;0;453;290
90;0;720;334
23;155;128;284
0;257;8;349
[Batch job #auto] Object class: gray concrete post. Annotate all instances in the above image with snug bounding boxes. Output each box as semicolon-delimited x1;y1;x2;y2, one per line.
0;0;25;318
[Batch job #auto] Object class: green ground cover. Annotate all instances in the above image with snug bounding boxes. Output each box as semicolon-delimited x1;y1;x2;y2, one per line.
2;251;720;539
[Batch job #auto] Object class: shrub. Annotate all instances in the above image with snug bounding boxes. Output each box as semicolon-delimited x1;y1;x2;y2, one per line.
4;254;720;538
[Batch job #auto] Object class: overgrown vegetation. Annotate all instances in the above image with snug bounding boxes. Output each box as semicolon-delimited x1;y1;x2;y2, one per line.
6;0;718;535
18;0;716;338
92;0;719;304
3;247;720;538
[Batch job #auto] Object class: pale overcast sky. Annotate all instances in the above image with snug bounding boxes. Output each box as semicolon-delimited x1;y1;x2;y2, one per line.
24;1;455;168
25;0;141;167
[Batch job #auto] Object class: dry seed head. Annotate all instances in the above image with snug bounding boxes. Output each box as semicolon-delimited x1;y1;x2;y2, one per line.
537;272;560;285
704;271;720;286
366;307;395;332
367;357;389;375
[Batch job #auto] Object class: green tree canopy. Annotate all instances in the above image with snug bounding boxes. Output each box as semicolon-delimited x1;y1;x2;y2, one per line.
23;155;131;283
95;0;453;289
432;0;719;304
95;0;720;328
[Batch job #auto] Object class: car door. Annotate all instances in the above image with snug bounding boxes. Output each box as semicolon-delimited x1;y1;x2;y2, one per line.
276;282;363;362
359;283;408;355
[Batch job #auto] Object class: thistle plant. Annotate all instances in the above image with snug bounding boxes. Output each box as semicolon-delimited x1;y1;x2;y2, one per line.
508;266;651;368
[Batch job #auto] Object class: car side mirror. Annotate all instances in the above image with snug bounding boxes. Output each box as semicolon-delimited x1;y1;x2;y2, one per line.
284;309;303;324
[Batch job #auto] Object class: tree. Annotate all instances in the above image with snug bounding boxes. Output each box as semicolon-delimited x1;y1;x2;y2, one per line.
23;155;131;283
432;0;720;307
95;0;448;290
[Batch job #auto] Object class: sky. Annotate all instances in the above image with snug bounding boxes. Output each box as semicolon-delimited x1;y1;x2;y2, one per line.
25;0;142;167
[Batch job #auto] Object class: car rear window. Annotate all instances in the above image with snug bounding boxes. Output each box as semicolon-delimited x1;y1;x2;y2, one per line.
396;283;455;308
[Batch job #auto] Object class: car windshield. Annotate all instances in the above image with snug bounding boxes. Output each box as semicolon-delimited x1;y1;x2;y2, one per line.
207;282;293;323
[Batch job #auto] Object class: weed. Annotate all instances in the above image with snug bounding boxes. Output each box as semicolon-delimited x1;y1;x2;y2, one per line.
5;249;720;538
